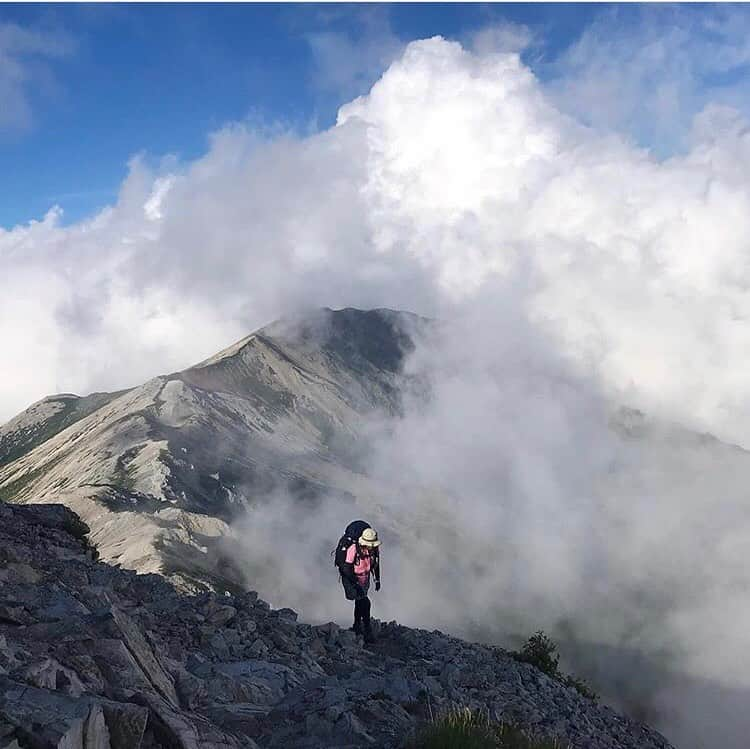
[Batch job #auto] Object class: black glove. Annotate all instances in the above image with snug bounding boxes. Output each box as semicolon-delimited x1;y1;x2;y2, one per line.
375;580;381;592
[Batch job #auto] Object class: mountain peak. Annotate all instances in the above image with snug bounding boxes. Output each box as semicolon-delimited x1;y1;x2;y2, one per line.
190;307;429;375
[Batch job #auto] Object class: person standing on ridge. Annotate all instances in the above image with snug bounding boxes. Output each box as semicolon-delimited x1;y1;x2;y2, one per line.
334;520;381;643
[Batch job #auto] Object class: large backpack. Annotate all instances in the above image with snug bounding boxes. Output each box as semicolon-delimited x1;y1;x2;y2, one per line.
333;519;372;571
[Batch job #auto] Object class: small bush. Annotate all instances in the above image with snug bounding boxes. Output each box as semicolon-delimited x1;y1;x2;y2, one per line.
511;631;598;702
514;631;559;678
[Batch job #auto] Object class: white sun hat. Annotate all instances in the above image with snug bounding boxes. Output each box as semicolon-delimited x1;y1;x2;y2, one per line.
358;527;381;548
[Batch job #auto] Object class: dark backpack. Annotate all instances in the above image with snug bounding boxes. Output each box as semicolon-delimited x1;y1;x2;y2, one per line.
333;519;371;570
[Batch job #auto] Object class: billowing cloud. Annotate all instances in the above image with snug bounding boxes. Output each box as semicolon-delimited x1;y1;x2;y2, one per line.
468;20;535;56
5;29;750;454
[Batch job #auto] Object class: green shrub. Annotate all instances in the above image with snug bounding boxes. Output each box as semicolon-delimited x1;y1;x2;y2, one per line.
514;631;559;678
511;631;599;702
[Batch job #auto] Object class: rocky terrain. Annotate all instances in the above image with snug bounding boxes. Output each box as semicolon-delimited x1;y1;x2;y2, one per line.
0;499;674;749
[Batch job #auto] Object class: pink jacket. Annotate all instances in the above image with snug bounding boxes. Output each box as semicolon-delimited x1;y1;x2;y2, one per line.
345;544;374;585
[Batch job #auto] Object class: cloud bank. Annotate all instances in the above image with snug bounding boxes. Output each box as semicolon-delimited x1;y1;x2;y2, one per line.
5;33;750;448
231;299;750;749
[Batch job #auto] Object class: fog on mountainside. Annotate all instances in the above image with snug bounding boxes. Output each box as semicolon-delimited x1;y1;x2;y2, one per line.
219;307;750;749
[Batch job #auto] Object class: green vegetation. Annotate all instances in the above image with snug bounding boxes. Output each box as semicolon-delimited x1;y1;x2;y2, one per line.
406;708;569;749
511;631;598;702
514;632;560;677
0;454;66;502
0;390;128;469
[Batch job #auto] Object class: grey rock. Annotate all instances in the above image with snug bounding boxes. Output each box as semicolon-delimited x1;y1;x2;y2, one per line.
208;632;229;659
276;608;298;622
0;676;121;749
99;701;149;749
3;563;40;585
20;658;86;697
94;605;179;706
216;660;299;702
247;638;269;658
206;605;237;628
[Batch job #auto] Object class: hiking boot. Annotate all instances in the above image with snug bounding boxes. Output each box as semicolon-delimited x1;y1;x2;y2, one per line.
363;627;376;644
351;620;362;635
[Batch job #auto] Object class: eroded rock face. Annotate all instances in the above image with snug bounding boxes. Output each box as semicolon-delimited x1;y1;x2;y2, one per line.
0;501;673;749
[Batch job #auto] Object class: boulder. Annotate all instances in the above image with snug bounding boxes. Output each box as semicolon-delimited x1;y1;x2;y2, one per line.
93;606;178;706
0;677;111;749
21;658;86;697
206;605;237;627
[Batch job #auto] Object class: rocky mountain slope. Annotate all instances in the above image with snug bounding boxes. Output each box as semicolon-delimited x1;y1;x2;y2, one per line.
0;499;674;749
4;306;750;748
0;308;428;591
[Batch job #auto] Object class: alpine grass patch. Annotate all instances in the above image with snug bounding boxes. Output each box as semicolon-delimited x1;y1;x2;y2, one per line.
405;707;570;749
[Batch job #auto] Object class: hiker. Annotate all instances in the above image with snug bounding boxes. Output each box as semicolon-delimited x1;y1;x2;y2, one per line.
334;520;381;643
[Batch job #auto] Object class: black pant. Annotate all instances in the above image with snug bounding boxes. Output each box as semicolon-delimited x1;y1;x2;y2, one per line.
342;577;372;635
353;597;371;632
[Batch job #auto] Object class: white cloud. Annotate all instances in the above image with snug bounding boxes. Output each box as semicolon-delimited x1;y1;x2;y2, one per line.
143;176;175;222
468;20;535;56
304;7;404;103
548;6;750;153
5;31;750;447
0;21;75;132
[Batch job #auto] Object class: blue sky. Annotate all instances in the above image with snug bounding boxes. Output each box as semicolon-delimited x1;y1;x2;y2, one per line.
3;3;750;229
0;3;608;228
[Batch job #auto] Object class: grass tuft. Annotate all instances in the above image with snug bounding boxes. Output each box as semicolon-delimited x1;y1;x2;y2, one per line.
406;707;570;749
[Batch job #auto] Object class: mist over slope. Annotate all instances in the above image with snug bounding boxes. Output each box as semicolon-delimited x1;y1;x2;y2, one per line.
3;306;750;748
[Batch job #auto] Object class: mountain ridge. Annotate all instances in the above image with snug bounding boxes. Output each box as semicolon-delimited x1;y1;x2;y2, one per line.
0;307;428;591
